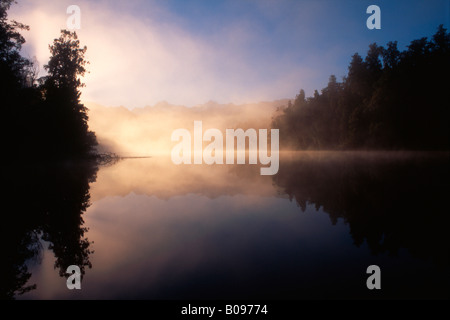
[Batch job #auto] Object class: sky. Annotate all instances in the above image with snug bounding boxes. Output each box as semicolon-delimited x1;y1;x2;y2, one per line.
9;0;450;108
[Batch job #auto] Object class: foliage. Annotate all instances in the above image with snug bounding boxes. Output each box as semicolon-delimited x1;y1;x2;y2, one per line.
0;1;97;160
0;2;99;298
273;25;450;150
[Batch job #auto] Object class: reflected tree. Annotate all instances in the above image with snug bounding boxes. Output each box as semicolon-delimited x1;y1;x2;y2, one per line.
0;161;98;299
1;1;102;299
273;152;450;268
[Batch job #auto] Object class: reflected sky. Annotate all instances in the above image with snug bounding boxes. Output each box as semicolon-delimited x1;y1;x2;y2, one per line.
90;156;277;201
19;152;450;299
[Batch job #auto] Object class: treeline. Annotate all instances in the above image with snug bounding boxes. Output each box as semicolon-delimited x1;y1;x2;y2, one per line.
1;0;97;161
273;25;450;150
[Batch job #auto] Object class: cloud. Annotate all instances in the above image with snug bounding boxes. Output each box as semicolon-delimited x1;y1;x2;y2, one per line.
9;0;333;107
10;0;447;108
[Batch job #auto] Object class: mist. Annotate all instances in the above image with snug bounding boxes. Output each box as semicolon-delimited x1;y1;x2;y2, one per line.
87;100;287;157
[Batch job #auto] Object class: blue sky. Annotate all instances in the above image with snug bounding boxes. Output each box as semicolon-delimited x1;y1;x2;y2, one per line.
10;0;450;107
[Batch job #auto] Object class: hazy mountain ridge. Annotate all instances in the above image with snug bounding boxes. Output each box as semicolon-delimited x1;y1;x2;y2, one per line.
86;99;289;156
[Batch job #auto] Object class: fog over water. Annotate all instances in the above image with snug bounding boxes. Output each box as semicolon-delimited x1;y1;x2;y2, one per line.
87;100;288;157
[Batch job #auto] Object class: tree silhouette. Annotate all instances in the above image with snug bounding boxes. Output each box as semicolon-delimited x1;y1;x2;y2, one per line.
1;1;98;161
44;30;87;90
0;0;30;87
1;0;39;157
40;30;97;159
273;25;450;151
0;1;100;299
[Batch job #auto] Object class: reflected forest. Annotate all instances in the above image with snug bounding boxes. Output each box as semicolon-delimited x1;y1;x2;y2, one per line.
1;0;449;300
274;152;449;269
1;0;98;299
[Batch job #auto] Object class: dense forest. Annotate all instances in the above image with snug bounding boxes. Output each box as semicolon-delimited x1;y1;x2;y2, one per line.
273;25;450;150
1;1;98;298
3;0;449;156
1;0;97;161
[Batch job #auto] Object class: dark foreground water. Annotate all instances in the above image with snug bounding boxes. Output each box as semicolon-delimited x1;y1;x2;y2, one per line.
2;151;449;299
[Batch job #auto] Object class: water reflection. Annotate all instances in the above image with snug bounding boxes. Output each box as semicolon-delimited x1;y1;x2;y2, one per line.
1;161;98;299
5;152;450;299
89;155;276;201
273;151;450;268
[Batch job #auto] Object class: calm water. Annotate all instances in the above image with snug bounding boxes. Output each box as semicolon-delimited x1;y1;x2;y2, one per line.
3;152;449;299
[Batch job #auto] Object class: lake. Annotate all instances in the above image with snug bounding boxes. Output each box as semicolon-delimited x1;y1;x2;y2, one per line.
3;151;449;299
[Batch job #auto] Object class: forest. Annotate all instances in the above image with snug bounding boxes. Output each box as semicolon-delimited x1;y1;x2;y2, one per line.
1;1;98;298
1;0;97;162
1;0;449;299
2;0;450;159
273;25;450;150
